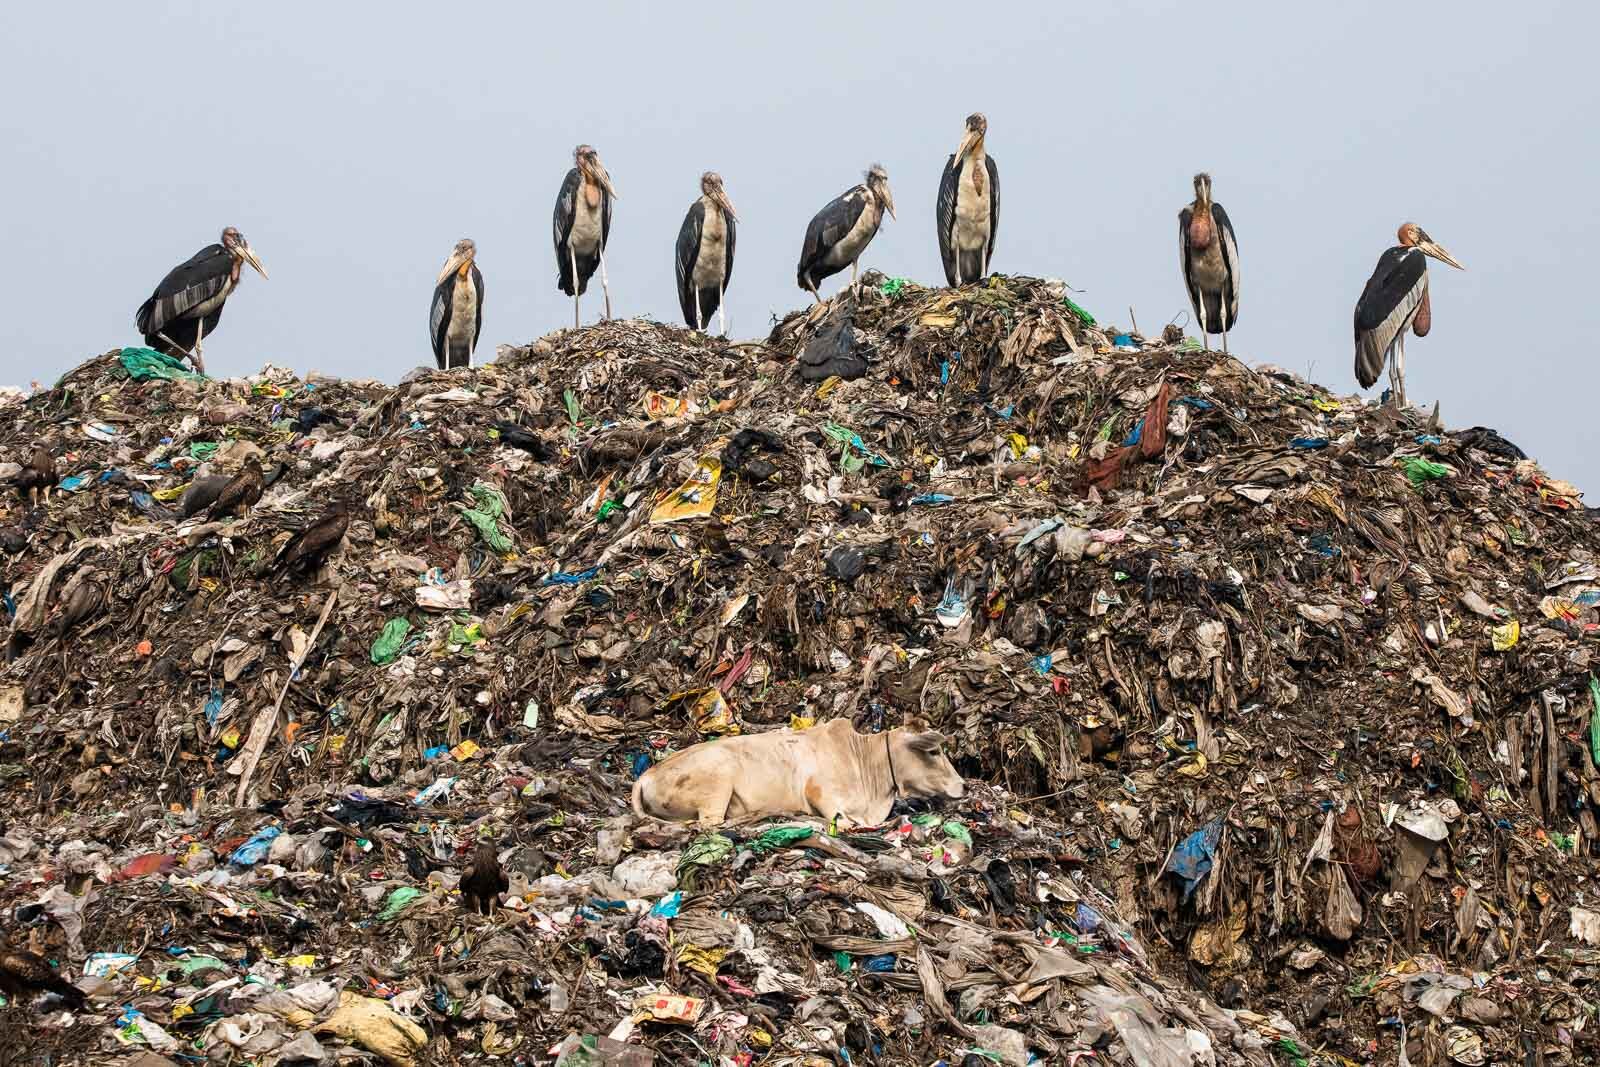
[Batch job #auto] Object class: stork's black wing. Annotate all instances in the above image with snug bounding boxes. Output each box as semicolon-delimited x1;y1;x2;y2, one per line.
135;244;230;337
429;276;453;368
1354;247;1426;388
985;154;1001;272
676;200;705;326
797;187;866;288
601;187;613;252
936;156;959;286
469;264;484;353
1212;201;1239;330
553;167;581;291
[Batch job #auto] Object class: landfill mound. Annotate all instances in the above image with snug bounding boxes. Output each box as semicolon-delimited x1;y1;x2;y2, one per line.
0;273;1596;1066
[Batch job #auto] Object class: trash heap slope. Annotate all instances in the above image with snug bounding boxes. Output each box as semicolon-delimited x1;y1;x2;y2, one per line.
0;272;1597;1065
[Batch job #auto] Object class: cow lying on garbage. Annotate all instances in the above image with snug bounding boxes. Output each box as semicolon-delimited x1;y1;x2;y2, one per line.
632;717;965;827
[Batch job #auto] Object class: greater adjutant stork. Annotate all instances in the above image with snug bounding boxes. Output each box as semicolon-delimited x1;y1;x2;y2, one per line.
429;238;483;369
553;144;616;327
1178;173;1239;353
1354;223;1463;409
936;113;999;287
797;164;896;303
675;172;738;333
135;227;267;374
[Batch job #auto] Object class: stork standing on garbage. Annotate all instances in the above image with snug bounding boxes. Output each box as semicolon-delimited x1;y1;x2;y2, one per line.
1178;173;1239;354
936;113;1000;287
797;164;896;303
135;227;267;374
675;172;738;334
429;238;483;369
553;144;617;328
1353;223;1464;409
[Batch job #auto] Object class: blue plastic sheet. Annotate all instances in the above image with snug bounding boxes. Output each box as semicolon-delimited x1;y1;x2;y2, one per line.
230;827;281;867
542;565;600;586
1169;817;1226;900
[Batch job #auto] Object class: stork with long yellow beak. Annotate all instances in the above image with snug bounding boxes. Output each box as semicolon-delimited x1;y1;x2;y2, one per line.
675;172;738;334
936;113;1000;287
135;227;267;374
796;164;896;303
429;238;483;369
1354;222;1464;409
553;144;617;327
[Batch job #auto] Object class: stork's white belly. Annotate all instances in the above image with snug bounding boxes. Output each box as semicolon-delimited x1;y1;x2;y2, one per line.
692;204;728;289
822;201;882;270
447;274;477;347
570;195;604;256
952;158;991;253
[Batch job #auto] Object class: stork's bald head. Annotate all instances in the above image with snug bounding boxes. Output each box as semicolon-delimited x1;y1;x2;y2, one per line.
220;227;267;279
1193;173;1212;205
575;144;617;199
865;164;895;220
700;171;736;221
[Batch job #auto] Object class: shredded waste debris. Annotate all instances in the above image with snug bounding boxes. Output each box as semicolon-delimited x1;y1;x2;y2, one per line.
0;272;1596;1065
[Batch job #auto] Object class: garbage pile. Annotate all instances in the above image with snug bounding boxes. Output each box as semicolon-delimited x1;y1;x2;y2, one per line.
1;273;1597;1065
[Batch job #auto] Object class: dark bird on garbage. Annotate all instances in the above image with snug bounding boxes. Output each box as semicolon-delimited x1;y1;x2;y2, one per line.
553;145;617;328
936;114;1000;288
205;458;264;520
180;474;231;519
1178;173;1239;354
675;172;738;334
490;421;554;460
460;842;508;916
51;573;106;638
797;165;896;303
0;943;85;1010
1354;223;1464;409
273;499;350;579
429;238;483;370
14;444;56;507
135;227;267;375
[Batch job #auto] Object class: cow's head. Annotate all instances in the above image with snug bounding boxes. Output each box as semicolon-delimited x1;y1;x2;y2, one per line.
890;720;965;802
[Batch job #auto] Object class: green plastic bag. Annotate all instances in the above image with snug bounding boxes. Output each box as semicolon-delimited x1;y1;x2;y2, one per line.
119;346;207;383
370;618;412;664
1063;297;1096;326
378;886;422;921
460;482;514;553
1402;456;1451;486
879;277;910;298
1589;675;1600;766
748;825;815;854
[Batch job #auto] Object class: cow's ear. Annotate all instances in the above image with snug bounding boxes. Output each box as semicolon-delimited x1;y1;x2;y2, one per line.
908;730;947;753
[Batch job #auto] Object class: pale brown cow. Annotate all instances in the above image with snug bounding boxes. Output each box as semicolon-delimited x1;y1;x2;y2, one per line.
631;718;964;827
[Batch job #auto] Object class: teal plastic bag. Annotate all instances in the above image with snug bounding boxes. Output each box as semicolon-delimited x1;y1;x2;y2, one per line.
119;346;207;383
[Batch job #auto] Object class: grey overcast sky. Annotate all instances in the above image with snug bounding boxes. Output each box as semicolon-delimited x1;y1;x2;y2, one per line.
2;2;1596;488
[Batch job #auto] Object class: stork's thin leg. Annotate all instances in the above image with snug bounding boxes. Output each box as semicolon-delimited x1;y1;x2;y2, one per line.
570;247;580;329
718;285;727;337
1222;318;1229;356
1394;334;1407;410
598;247;612;321
806;283;822;305
851;260;859;290
694;287;703;332
193;319;206;375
